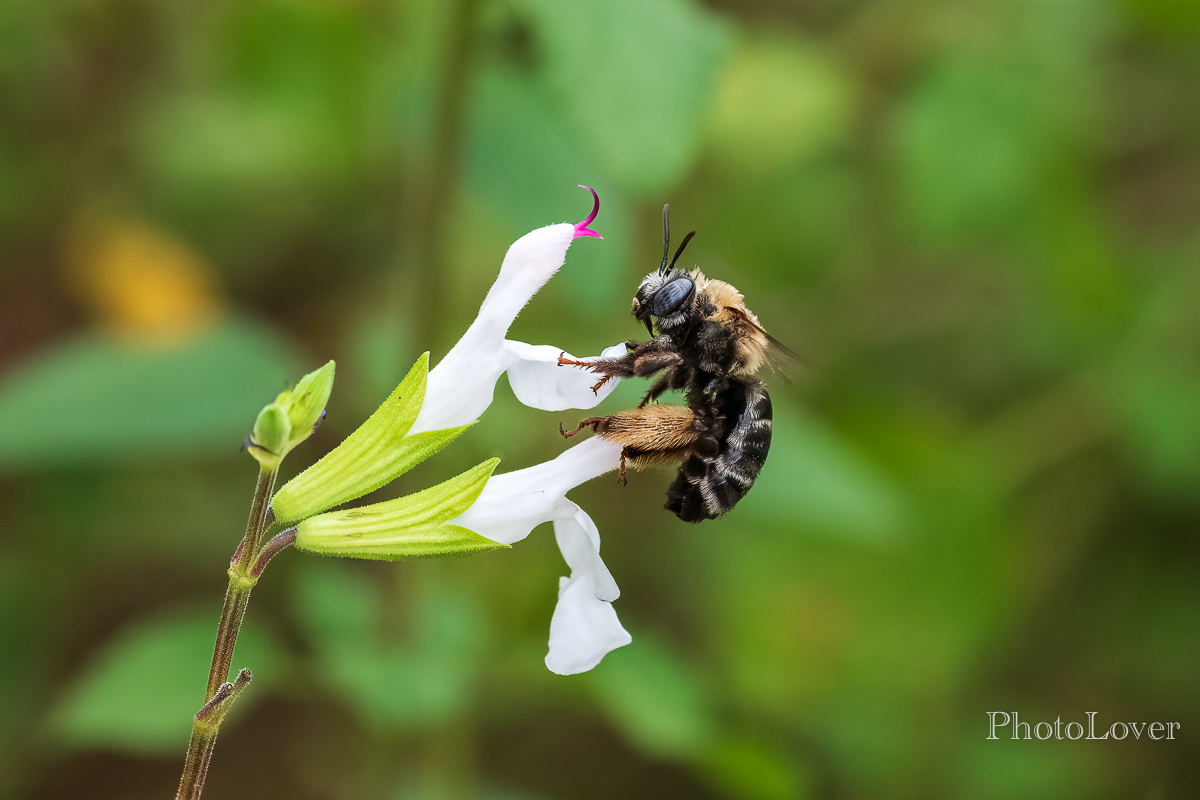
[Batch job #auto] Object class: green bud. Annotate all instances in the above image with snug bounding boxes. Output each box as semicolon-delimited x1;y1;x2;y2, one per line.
249;404;291;468
272;353;470;525
248;361;335;469
294;458;505;560
281;360;335;454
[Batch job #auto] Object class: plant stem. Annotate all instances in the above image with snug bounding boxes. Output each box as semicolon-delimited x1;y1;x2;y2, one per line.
176;467;279;800
207;466;276;698
177;727;217;800
177;670;253;800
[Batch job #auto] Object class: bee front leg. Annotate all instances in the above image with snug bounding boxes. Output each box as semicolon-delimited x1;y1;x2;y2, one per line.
557;354;617;394
588;374;614;394
557;353;591;368
561;345;684;392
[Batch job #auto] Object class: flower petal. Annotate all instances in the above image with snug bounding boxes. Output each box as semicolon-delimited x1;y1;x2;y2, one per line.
554;503;620;601
450;437;622;544
504;341;626;411
450;438;627;676
410;223;577;435
546;505;631;675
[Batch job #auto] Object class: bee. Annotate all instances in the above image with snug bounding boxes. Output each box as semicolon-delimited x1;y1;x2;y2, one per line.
558;206;791;522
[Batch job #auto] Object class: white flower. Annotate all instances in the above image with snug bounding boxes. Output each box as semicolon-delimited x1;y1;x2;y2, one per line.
410;187;614;435
451;437;629;674
411;187;631;673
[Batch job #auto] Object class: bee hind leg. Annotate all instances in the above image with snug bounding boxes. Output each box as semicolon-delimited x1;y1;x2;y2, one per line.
560;417;605;439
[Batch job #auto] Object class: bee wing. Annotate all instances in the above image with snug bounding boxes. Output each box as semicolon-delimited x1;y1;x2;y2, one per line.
762;328;802;366
762;338;802;383
730;307;804;380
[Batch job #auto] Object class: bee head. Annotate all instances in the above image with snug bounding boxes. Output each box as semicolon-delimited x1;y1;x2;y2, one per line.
631;205;697;336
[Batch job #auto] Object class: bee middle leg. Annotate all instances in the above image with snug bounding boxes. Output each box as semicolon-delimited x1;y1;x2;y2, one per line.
618;447;634;485
637;374;672;408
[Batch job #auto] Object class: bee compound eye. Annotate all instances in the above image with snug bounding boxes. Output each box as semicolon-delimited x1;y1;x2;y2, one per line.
651;278;694;317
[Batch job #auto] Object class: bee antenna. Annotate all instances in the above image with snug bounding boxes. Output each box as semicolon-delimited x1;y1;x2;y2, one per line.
659;204;671;274
669;231;696;271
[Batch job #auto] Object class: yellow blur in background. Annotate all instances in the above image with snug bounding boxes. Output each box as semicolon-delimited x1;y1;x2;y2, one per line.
64;215;224;344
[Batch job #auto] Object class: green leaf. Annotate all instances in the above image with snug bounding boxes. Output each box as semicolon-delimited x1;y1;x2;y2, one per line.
893;5;1096;246
291;559;381;653
0;320;299;470
50;607;285;755
895;59;1037;241
516;0;730;197
294;458;505;559
272;354;470;524
1107;273;1200;492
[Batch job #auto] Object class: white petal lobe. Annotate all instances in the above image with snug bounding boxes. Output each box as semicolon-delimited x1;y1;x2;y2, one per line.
410;224;575;435
545;506;632;675
505;341;627;411
451;437;622;545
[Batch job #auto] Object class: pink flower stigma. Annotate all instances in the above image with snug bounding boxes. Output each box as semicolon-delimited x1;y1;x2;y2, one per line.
573;185;602;240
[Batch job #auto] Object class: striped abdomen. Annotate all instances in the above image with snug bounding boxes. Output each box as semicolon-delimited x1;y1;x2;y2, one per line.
665;378;772;522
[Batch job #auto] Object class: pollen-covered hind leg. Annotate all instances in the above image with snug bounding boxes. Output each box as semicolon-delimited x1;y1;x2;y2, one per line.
560;405;707;491
559;407;708;489
587;404;705;452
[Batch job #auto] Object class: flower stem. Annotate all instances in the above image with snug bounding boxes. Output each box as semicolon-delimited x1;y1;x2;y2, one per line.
176;467;280;800
207;467;276;698
177;670;253;800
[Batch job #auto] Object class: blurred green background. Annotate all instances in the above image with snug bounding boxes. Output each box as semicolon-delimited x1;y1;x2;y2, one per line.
1;0;1198;797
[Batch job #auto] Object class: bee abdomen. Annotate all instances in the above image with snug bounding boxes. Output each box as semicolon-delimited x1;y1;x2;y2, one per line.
665;380;772;522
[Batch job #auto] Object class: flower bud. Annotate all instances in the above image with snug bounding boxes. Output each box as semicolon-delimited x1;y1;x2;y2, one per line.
248;361;335;470
282;360;335;451
249;404;291;469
